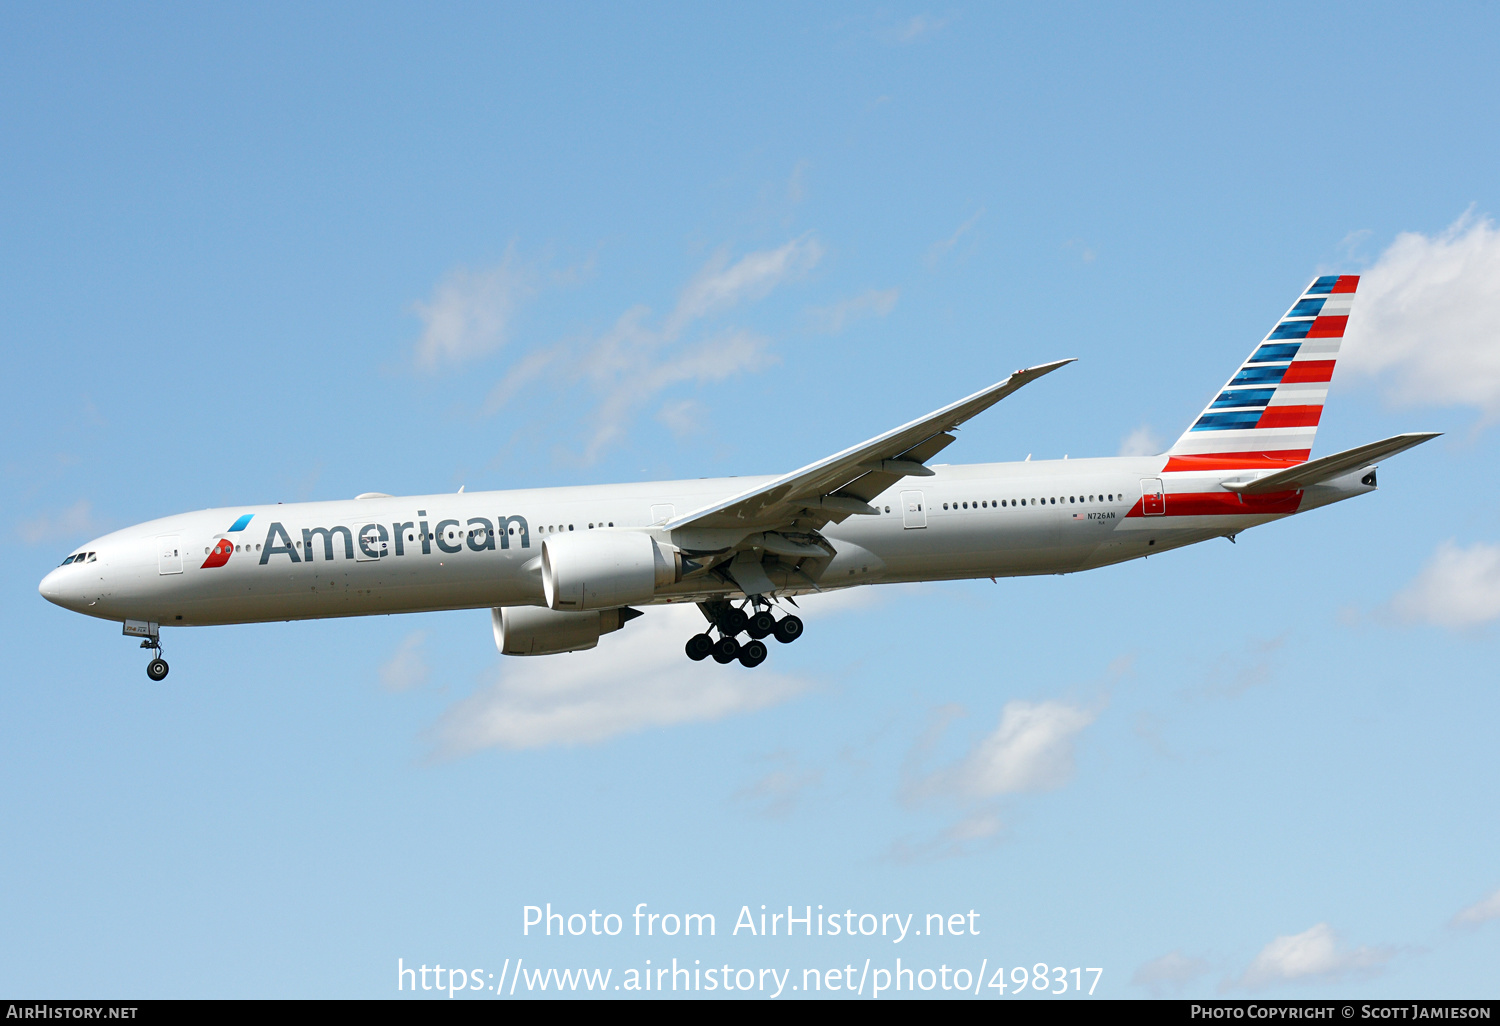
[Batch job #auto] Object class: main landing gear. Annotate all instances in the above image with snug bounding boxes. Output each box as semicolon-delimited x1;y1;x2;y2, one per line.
685;599;802;669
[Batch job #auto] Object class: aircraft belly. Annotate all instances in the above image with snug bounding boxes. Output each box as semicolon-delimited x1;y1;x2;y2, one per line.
104;551;544;626
836;510;1083;583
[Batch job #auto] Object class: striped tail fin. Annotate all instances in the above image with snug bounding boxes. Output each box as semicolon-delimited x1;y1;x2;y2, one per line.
1164;274;1357;472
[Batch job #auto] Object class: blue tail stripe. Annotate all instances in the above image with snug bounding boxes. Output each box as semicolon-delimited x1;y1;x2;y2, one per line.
1249;343;1302;363
1210;388;1275;409
1230;365;1290;387
1286;298;1327;318
1192;410;1265;431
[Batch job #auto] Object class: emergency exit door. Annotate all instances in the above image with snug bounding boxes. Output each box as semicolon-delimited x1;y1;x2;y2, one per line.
901;490;927;529
157;535;183;575
1141;478;1165;516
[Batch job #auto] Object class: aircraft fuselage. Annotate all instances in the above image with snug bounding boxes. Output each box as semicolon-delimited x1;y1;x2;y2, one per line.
37;452;1371;629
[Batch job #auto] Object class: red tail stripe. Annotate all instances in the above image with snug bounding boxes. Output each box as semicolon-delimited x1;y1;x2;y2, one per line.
1256;405;1324;429
1331;275;1359;294
1307;316;1348;338
1162;450;1310;473
1281;360;1336;383
1125;491;1304;517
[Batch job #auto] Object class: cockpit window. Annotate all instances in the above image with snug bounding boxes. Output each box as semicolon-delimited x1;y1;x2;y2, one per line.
61;555;76;565
87;552;96;562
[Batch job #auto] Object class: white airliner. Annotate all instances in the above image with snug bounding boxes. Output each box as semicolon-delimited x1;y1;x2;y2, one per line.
41;275;1435;680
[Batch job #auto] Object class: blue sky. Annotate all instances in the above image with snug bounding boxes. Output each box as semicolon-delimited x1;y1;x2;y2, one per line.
4;3;1500;999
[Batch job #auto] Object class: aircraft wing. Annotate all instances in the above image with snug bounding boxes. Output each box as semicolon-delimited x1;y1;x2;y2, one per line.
1223;432;1441;495
665;359;1074;536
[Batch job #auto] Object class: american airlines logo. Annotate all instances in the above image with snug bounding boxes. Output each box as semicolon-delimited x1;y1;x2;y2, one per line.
201;513;255;569
254;514;531;565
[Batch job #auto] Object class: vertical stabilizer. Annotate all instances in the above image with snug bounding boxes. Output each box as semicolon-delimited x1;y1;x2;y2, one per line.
1164;275;1357;470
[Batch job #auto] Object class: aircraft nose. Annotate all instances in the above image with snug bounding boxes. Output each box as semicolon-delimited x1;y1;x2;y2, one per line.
39;565;91;612
38;567;65;605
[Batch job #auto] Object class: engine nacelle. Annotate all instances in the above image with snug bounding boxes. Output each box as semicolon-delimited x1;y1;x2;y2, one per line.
492;605;638;656
541;531;675;611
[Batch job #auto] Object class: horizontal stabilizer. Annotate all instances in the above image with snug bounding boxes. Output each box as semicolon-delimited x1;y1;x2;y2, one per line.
1223;432;1440;494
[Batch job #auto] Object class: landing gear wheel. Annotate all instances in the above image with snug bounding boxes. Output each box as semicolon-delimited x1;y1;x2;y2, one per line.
711;635;741;664
721;608;749;637
747;610;776;640
685;633;713;661
738;640;768;668
773;614;804;644
146;658;169;681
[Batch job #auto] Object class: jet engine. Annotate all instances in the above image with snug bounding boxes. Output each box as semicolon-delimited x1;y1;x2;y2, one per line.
541;531;677;611
492;605;642;656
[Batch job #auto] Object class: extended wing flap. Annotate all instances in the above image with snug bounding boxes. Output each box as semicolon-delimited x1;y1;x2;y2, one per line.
1224;432;1441;494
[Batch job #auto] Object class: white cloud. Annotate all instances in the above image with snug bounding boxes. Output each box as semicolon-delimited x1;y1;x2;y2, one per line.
379;631;430;692
413;246;535;369
580;326;775;461
1343;210;1500;418
1118;424;1163;457
1236;923;1392;990
665;235;823;337
787;160;809;204
1452;887;1500;927
1390;540;1500;629
809;288;899;334
890;686;1109;861
1190;634;1287;700
1133;951;1210;994
953;699;1099;796
884;13;952;43
900;696;1104;804
19;500;99;546
733;750;823;818
655;399;706;437
485;238;815;462
427;605;810;756
927;207;984;267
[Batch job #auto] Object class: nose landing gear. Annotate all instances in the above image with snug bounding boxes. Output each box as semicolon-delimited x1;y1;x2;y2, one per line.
140;637;169;681
124;620;168;681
